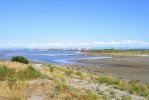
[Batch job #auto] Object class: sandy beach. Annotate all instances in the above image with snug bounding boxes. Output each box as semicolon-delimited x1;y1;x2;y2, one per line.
71;56;149;83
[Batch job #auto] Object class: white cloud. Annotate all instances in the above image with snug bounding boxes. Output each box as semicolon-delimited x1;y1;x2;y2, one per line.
0;40;149;48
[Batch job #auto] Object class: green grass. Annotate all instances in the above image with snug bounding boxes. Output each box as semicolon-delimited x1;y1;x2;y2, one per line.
96;76;149;97
125;83;148;97
65;69;74;76
47;64;55;72
121;95;131;100
0;64;43;90
17;65;42;80
0;65;42;81
113;80;149;97
0;65;16;81
96;76;120;85
76;71;82;76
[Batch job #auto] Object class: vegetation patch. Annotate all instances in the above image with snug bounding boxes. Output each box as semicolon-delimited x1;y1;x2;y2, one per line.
111;80;149;97
0;60;148;99
0;64;42;81
96;76;149;97
11;56;29;64
83;49;149;56
65;69;74;77
47;64;55;72
0;65;16;81
17;65;42;80
55;82;71;93
76;71;82;76
78;90;100;100
96;76;120;85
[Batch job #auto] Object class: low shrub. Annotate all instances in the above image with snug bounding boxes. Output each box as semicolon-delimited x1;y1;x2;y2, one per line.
11;56;29;64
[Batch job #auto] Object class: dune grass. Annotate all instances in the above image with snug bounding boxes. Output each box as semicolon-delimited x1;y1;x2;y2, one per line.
0;61;148;99
95;76;149;97
0;64;42;81
17;65;42;80
0;65;15;81
96;76;120;85
0;61;28;71
113;80;149;97
82;49;149;56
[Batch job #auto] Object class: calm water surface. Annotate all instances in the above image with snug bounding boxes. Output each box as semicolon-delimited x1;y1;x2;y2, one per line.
0;50;111;64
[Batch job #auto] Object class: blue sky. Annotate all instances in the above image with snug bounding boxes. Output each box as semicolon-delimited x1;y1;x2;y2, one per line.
0;0;149;48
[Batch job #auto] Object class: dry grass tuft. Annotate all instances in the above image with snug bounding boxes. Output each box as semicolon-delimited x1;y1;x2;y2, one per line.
0;61;28;72
0;79;53;100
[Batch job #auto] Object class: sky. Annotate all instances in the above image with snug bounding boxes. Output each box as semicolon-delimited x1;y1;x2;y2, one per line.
0;0;149;48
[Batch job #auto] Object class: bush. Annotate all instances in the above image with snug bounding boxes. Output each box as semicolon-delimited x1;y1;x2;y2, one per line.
11;56;29;64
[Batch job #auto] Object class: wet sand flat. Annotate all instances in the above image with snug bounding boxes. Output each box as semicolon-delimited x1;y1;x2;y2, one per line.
74;56;149;83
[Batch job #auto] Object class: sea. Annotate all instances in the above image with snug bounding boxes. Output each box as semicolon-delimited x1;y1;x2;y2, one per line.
0;50;111;64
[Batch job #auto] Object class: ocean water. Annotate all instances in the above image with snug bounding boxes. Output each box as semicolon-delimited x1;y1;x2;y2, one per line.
0;50;111;64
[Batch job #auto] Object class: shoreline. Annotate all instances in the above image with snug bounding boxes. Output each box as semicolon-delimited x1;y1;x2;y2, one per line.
0;59;148;99
71;55;149;83
1;50;149;83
